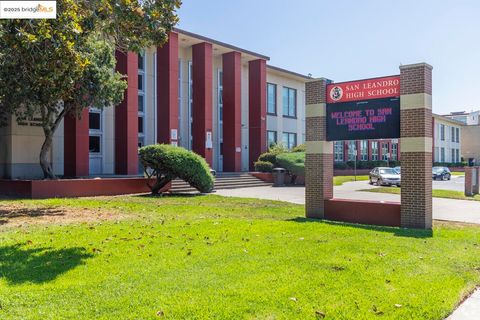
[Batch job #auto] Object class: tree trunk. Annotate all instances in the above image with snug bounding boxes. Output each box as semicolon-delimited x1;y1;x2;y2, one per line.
39;131;56;179
151;176;172;195
39;104;70;180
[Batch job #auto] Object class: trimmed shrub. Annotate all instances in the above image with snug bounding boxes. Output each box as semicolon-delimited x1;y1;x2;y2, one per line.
258;152;277;165
433;162;467;167
139;144;214;194
291;144;306;153
276;152;305;176
254;161;273;172
334;162;349;170
268;143;289;155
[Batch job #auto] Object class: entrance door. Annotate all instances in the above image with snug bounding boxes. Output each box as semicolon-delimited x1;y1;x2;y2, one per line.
88;109;103;175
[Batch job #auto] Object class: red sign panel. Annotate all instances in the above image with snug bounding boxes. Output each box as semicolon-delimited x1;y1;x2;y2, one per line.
327;75;400;104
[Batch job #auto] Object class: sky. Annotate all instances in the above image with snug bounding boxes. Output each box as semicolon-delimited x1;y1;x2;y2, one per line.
176;0;480;115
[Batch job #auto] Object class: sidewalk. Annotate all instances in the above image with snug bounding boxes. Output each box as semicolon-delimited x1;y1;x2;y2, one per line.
447;289;480;320
215;181;480;224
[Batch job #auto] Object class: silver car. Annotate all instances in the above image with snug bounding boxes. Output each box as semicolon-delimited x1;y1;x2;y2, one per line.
369;167;401;187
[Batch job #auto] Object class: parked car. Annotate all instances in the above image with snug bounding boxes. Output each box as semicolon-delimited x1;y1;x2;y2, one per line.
369;167;401;187
393;166;401;174
432;166;451;181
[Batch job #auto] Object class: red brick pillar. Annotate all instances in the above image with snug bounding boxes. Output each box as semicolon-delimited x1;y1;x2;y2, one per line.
115;51;139;175
64;109;89;177
399;63;433;229
157;32;179;145
465;166;475;196
248;59;267;171
305;78;334;218
475;167;480;194
192;42;213;166
222;51;242;172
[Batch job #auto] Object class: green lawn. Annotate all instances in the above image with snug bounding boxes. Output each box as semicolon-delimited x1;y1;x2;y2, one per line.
333;175;369;186
1;195;480;319
451;172;465;176
362;187;480;201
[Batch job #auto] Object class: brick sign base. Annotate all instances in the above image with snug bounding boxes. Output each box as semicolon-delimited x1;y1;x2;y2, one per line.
305;63;433;230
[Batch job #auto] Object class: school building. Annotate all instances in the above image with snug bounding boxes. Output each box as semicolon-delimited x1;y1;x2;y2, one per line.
0;29;473;181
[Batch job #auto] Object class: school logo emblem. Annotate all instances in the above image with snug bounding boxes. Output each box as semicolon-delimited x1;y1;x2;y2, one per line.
330;86;343;101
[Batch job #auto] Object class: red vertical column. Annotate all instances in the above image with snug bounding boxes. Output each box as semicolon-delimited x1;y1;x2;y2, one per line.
64;109;89;177
249;59;267;170
192;42;213;166
157;32;179;145
222;51;242;172
115;51;138;175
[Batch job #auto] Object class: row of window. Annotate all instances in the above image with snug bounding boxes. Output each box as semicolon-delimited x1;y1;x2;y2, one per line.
267;130;297;150
267;83;297;118
435;147;461;163
334;141;399;162
439;124;460;143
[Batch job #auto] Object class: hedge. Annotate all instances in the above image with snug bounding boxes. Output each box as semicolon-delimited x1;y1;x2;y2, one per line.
291;144;306;153
433;162;467;167
254;161;273;172
276;152;305;177
139;144;214;194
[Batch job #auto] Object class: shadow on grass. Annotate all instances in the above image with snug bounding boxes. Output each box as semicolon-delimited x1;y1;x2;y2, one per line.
0;243;93;284
135;192;209;198
288;217;433;238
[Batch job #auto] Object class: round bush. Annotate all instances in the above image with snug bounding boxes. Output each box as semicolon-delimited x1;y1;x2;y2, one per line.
254;161;273;172
139;144;214;194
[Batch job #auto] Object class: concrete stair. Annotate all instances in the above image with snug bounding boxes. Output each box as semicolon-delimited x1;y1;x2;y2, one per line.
169;172;272;193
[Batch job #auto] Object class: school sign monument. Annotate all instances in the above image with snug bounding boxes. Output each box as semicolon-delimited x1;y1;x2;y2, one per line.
305;63;433;229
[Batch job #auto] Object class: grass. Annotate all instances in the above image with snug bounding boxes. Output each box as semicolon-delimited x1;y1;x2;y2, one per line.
0;195;479;319
334;175;369;186
451;172;465;176
362;187;480;201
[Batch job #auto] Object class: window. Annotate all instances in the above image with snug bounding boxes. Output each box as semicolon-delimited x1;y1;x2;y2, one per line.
89;112;101;130
391;143;398;161
382;143;389;161
456;149;460;163
188;61;193;149
138;52;146;147
282;132;297;150
360;140;368;161
89;136;101;153
456;128;460;143
348;141;357;161
267;131;277;148
282;87;296;117
267;83;277;115
441;147;445;162
334;141;344;162
217;69;223;159
451;127;455;142
440;124;445;141
371;141;379;160
451;148;455;163
88;109;102;155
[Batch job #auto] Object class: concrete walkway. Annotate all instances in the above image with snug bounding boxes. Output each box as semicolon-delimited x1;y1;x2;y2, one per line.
215;180;480;224
447;288;480;320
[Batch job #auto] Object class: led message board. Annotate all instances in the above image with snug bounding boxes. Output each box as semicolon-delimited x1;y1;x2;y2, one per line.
326;76;400;141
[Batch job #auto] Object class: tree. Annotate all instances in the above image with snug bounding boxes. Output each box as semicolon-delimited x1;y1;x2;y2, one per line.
0;0;180;179
139;144;214;195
